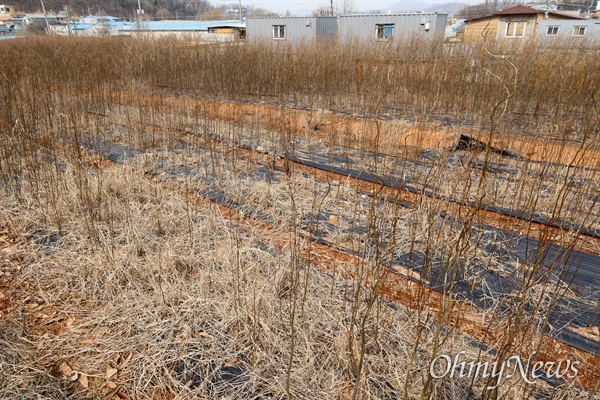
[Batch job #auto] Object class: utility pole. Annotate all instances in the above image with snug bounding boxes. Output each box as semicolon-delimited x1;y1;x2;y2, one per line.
330;0;334;16
136;0;144;31
65;6;72;36
238;0;243;22
40;0;49;30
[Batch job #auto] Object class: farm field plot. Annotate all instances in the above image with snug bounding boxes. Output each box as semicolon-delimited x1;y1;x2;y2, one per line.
0;37;599;399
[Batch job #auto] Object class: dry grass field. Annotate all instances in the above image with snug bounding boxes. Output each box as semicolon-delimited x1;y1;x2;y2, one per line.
0;36;599;399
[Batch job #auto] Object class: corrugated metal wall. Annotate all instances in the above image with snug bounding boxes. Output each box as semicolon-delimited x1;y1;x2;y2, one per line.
247;17;317;41
337;13;447;41
435;14;448;34
316;16;337;40
537;19;600;42
247;13;447;43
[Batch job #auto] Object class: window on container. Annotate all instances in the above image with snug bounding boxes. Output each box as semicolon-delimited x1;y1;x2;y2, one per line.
572;26;586;36
546;26;559;36
375;23;394;40
273;25;286;39
505;21;526;37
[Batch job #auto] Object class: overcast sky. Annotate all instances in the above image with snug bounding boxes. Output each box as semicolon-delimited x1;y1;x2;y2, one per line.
211;1;474;15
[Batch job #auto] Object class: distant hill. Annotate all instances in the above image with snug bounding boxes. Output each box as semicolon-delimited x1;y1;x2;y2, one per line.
424;2;466;13
9;0;212;19
386;1;466;14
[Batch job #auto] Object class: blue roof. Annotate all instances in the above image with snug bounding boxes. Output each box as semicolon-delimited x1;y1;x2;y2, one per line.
130;20;245;32
107;22;133;29
72;23;94;30
84;15;120;21
70;21;133;30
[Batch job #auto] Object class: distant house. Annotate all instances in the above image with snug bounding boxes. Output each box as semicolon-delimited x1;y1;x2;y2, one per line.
79;15;120;24
463;5;585;42
48;20;134;37
537;19;600;43
247;13;447;43
0;4;14;21
0;4;13;14
7;16;25;31
23;13;58;26
125;20;246;42
56;10;69;24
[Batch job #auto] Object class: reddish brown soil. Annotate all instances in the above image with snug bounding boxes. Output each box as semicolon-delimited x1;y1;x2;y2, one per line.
105;89;600;242
13;87;596;394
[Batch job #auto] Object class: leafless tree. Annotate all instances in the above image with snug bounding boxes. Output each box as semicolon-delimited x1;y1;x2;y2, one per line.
457;0;518;19
335;0;357;15
162;0;211;16
484;0;518;13
314;0;356;16
312;5;331;16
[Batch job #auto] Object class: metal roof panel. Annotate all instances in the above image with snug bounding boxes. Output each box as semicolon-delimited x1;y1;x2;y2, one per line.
132;20;244;31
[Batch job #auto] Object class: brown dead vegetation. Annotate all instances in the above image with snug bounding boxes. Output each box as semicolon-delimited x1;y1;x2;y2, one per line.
0;36;599;400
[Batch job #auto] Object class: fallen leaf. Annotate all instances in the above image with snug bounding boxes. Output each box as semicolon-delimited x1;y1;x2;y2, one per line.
197;331;214;340
78;336;96;345
1;243;19;253
34;312;53;320
37;358;55;368
574;326;600;340
223;359;241;368
58;361;72;377
78;374;88;389
106;368;118;380
120;352;132;368
177;327;189;342
41;307;56;315
554;343;561;351
117;391;130;400
102;386;121;400
106;381;117;389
